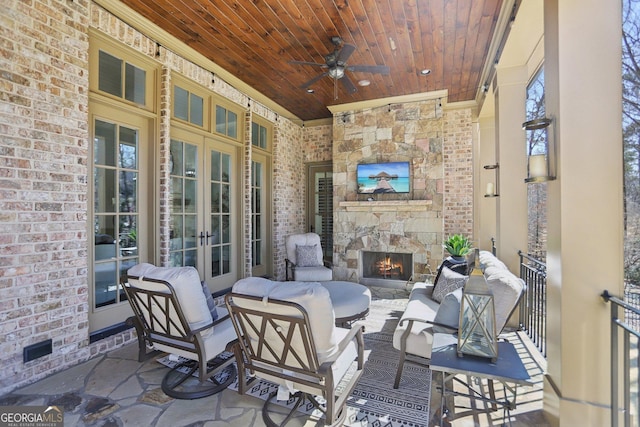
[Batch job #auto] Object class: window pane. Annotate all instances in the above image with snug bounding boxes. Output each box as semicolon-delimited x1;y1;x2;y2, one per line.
98;51;122;97
184;144;198;178
174;86;189;121
119;215;138;257
94;168;116;212
211;150;220;181
251;122;259;146
119;126;138;169
170;140;183;176
260;126;267;148
171;177;183;211
94;120;117;166
125;62;146;105
185;215;197;248
211;215;220;244
216;105;226;134
184;179;197;213
170;215;183;250
221;153;230;183
190;93;204;126
227;111;237;138
119;171;137;212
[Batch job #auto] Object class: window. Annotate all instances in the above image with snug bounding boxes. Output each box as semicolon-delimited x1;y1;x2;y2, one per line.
215;105;238;138
525;66;547;260
174;85;204;127
252;122;268;149
98;50;147;105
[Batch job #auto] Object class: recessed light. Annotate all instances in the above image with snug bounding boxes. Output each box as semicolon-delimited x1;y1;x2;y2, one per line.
358;79;370;87
420;69;431;75
306;89;315;93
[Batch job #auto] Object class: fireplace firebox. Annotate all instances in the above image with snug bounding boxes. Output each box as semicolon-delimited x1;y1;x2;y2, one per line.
361;251;412;287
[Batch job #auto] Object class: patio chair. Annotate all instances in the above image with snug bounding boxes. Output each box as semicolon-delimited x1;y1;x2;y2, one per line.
284;232;332;281
123;263;239;399
225;278;365;426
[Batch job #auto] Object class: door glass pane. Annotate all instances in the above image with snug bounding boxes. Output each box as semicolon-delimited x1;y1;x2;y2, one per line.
169;139;199;267
125;62;146;105
98;51;122;97
312;169;333;260
210;149;232;278
93;120;139;309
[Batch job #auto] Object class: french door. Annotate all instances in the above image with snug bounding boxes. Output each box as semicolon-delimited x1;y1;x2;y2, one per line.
169;128;240;292
89;103;151;333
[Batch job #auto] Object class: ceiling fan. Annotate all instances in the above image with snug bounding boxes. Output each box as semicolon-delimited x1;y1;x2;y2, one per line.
289;36;390;99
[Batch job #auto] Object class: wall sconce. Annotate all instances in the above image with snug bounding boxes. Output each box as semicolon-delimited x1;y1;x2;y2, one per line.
523;117;556;183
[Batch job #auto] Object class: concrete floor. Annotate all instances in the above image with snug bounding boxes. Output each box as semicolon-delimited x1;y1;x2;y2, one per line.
0;285;550;426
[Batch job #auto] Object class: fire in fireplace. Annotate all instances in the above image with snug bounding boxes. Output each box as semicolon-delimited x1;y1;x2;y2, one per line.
362;251;412;283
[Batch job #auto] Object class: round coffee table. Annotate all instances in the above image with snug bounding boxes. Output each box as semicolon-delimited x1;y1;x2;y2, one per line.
320;281;371;325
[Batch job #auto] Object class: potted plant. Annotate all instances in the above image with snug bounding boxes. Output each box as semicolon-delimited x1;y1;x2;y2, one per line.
443;234;472;261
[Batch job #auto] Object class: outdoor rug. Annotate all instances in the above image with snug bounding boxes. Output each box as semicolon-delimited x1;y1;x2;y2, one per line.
158;331;431;427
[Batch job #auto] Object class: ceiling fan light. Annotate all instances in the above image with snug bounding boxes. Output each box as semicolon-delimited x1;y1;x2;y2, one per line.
328;66;345;79
358;79;370;86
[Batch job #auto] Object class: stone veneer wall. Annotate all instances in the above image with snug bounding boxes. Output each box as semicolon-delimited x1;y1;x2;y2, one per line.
332;101;474;283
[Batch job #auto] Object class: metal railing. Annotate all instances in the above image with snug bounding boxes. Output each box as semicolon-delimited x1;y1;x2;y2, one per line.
602;289;640;427
518;250;547;357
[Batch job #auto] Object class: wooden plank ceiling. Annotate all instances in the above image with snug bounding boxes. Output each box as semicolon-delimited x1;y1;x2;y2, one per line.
118;0;504;121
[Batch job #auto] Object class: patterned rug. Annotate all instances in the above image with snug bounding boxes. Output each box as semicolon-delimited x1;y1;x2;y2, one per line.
158;292;431;427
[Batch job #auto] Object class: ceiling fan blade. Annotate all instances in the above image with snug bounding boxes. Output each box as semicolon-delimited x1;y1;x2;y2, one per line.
300;72;328;89
336;43;356;63
341;75;357;94
289;60;327;67
347;64;390;75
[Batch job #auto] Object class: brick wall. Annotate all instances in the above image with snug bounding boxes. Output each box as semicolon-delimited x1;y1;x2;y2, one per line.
443;107;474;239
0;0;93;394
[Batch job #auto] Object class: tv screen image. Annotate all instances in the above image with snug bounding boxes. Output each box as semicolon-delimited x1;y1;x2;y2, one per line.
357;161;410;194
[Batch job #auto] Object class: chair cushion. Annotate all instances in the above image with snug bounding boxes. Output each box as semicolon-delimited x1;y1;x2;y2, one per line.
433;287;462;333
232;278;338;361
296;244;321;267
201;281;219;321
432;266;467;303
294;265;333;281
128;263;212;331
392;284;440;358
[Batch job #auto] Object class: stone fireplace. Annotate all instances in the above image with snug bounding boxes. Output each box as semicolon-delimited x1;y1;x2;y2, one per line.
329;99;473;286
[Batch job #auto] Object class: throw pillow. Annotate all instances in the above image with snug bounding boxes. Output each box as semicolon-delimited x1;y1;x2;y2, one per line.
201;281;219;321
296;244;320;267
433;287;463;333
432;266;467;304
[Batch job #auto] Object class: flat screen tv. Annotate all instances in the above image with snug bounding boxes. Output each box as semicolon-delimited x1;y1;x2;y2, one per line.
357;161;410;194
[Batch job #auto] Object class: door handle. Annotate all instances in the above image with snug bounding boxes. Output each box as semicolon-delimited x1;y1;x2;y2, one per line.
198;231;205;246
206;231;212;245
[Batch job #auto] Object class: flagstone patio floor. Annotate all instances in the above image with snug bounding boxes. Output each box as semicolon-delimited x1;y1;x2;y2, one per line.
0;286;549;426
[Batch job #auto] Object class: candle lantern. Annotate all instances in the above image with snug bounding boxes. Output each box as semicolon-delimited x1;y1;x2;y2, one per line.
457;249;499;362
524;117;556;183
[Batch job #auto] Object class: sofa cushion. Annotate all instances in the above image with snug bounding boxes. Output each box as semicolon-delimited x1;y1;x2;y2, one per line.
433;287;463;333
432;266;467;303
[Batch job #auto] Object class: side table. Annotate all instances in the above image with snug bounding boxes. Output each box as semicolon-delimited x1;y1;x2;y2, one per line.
429;333;532;425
